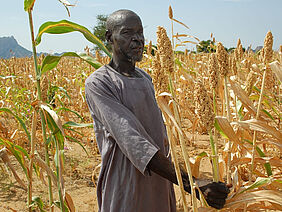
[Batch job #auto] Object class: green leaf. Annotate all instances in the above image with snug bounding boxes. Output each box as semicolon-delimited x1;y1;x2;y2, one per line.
30;196;46;212
261;109;275;121
244;139;272;176
239;177;272;194
65;135;89;156
14;144;30;159
24;0;36;11
0;108;31;142
214;119;229;140
35;20;111;57
53;201;69;212
63;127;84;136
50;86;70;99
40;52;102;77
40;104;65;150
197;151;208;157
57;107;84;122
63;121;93;128
0;138;28;177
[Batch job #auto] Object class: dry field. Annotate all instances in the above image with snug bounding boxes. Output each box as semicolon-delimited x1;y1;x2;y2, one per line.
0;29;281;211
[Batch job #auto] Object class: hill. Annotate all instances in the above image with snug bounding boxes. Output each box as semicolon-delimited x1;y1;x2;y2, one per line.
0;36;32;59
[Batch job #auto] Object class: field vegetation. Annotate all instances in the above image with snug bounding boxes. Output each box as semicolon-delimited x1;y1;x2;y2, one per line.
0;3;281;212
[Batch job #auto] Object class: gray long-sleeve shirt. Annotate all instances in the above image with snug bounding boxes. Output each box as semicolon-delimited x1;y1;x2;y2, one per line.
85;65;176;212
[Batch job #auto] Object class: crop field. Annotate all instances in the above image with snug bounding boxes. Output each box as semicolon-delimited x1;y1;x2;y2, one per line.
0;5;282;212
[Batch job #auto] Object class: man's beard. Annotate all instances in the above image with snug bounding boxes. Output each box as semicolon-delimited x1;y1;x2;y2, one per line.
120;47;143;63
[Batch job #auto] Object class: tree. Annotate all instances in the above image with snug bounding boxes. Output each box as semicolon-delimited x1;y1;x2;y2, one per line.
196;40;216;53
93;14;111;53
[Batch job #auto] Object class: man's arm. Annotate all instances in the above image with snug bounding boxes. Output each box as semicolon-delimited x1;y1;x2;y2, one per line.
147;150;230;209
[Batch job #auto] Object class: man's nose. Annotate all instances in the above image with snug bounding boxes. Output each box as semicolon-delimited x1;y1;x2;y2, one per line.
132;33;144;43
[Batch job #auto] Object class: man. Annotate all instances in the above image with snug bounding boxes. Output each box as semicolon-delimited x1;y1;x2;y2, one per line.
85;9;230;212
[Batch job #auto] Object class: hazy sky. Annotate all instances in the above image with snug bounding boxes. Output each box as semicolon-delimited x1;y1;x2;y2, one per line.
1;0;281;53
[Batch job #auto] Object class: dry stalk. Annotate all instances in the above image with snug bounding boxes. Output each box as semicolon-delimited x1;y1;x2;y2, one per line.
28;110;38;211
157;26;198;211
249;31;273;183
27;10;54;211
0;148;27;190
166;116;188;212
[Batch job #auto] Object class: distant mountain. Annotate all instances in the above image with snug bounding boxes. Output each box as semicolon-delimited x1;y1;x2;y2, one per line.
254;46;263;53
0;36;32;59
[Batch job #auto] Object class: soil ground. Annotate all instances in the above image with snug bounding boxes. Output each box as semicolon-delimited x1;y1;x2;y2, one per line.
0;132;217;212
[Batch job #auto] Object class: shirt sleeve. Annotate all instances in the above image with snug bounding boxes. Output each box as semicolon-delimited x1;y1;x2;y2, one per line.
85;76;159;175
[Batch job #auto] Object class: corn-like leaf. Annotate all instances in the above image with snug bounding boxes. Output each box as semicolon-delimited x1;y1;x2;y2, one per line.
215;116;246;150
33;153;57;185
35;20;111;57
173;33;200;42
229;79;257;115
244;139;273;176
65;135;89;156
57;107;84;122
0;147;27;190
225;190;282;209
234;119;282;142
239;177;272;194
172;18;190;30
40;52;102;77
65;192;75;212
231;156;281;167
0;108;31;142
63;121;93;128
157;96;184;137
30;196;46;212
53;201;69;212
0;138;29;177
191;151;208;178
40;103;65;137
24;0;36;11
269;61;282;82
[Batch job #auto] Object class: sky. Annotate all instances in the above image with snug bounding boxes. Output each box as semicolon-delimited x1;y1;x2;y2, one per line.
1;0;282;54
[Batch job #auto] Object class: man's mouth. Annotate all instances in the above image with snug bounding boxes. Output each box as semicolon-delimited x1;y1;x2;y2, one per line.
132;47;143;53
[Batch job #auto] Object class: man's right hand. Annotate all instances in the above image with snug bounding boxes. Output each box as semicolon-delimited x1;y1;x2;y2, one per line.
198;181;230;209
182;176;230;209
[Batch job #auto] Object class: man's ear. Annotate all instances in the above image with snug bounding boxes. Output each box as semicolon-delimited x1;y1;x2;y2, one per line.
105;30;112;44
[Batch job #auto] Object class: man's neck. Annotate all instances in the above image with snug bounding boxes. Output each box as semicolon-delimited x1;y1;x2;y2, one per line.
109;55;141;77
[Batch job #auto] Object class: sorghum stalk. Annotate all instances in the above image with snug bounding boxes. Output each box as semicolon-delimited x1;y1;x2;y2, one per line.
249;31;273;182
157;26;198;211
169;75;198;212
166;118;188;212
27;11;54;212
224;75;232;184
54;139;65;212
28;110;37;211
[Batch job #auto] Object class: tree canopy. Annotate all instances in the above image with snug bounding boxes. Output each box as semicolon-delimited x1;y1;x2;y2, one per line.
196;40;216;53
93;14;111;52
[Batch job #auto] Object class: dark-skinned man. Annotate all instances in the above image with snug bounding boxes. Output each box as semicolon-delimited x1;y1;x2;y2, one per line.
85;9;230;212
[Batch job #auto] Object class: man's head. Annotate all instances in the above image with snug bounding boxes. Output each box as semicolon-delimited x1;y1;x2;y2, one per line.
106;9;144;63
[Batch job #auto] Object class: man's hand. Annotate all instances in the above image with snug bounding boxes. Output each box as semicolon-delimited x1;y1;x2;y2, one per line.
147;151;230;209
198;182;230;209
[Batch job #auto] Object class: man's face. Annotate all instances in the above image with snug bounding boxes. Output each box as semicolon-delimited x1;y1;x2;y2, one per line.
111;14;144;63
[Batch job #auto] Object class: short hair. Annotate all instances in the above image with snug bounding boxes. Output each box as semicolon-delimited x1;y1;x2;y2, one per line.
106;9;141;32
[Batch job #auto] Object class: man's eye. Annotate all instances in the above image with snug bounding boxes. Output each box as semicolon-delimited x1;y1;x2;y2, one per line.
122;30;130;34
